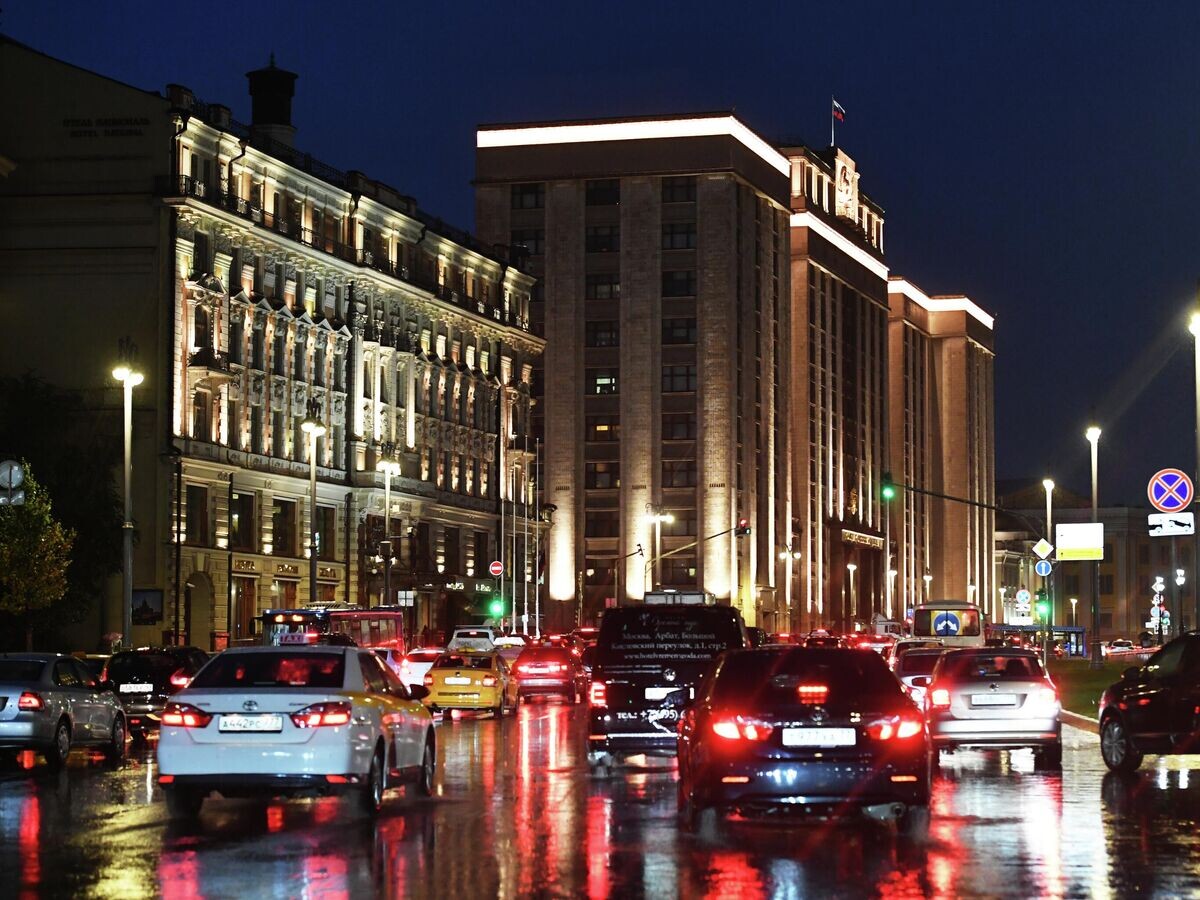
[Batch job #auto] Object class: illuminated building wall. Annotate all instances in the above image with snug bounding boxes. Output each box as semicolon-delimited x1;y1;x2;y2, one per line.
475;115;792;628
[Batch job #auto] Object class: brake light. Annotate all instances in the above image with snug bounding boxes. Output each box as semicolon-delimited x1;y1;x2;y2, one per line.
162;702;213;728
589;681;607;707
796;684;829;704
929;688;951;710
481;675;498;687
866;714;923;741
559;663;569;672
17;692;44;711
424;674;434;686
710;717;774;741
572;648;581;657
290;701;352;728
169;670;191;689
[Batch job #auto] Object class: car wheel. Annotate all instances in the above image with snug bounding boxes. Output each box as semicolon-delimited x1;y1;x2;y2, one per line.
1036;741;1063;769
1101;716;1143;773
44;719;71;770
417;737;435;797
105;717;127;765
899;804;931;841
359;749;384;816
495;697;506;718
165;787;203;820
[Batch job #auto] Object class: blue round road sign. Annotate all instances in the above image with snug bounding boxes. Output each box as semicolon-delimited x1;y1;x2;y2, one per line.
1148;469;1193;514
933;611;961;636
1035;559;1053;577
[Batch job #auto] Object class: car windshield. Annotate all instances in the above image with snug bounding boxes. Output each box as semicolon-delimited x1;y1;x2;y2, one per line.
0;660;45;682
434;654;493;670
107;653;184;683
710;649;902;711
189;652;345;688
897;652;941;676
939;653;1044;681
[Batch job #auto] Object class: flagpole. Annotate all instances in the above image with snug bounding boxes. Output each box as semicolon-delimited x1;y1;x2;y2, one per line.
830;95;835;147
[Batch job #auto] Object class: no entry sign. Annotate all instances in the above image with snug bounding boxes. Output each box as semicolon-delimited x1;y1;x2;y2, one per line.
489;560;504;578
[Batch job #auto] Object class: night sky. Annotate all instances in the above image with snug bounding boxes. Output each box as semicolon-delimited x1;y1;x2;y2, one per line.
9;1;1200;506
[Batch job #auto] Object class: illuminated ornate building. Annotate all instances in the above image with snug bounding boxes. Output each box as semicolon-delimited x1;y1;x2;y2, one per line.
475;115;793;630
0;38;542;648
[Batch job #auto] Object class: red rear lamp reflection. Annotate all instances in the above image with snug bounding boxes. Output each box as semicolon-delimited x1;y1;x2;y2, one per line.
796;684;829;704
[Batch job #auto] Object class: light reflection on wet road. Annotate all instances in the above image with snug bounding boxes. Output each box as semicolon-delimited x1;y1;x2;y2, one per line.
1;703;1199;898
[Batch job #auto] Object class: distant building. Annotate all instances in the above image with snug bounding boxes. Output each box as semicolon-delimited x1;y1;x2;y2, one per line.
0;38;543;648
476;114;793;629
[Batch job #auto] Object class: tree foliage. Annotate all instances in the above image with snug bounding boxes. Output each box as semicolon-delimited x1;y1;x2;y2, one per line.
0;467;75;647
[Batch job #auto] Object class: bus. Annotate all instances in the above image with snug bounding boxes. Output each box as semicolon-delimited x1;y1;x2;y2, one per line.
261;604;407;653
911;601;984;648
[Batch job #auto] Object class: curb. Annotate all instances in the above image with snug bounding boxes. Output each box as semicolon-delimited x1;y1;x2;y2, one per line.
1061;710;1099;734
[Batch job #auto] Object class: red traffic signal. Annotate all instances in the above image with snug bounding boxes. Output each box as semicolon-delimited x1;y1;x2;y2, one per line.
735;518;751;537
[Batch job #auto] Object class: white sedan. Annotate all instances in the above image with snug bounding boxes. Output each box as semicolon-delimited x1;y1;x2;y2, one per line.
157;646;435;818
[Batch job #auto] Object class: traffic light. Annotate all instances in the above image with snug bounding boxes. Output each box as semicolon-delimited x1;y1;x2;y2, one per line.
488;596;504;618
881;472;896;502
1035;589;1050;621
735;518;751;537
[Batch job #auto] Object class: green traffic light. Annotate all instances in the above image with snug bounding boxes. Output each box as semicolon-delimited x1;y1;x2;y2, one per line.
1036;600;1050;619
488;598;503;617
882;483;896;501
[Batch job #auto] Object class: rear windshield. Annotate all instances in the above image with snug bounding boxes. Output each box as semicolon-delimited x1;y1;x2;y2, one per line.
0;660;45;682
190;652;345;688
805;637;841;648
108;653;184;683
710;649;902;708
406;650;443;663
433;654;493;670
597;608;744;666
896;652;941;676
939;653;1045;681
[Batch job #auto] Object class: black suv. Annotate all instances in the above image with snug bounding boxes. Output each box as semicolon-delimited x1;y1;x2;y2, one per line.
104;647;210;743
1098;633;1200;772
586;603;746;774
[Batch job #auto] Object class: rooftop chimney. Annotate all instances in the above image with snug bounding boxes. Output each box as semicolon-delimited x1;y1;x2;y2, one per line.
246;54;297;148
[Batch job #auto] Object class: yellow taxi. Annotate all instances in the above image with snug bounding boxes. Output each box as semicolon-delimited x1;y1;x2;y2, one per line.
422;649;518;718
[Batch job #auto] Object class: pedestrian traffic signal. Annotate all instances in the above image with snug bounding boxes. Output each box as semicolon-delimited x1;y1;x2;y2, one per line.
881;473;896;502
735;518;751;537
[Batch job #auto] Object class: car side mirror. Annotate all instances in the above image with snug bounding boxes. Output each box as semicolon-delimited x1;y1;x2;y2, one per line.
408;684;430;701
1123;666;1141;681
910;676;932;688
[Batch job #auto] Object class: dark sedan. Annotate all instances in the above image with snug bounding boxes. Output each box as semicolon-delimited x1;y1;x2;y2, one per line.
676;647;930;836
104;646;210;743
1099;632;1200;772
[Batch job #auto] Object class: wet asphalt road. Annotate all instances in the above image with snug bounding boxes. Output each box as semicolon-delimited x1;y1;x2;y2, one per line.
1;703;1199;899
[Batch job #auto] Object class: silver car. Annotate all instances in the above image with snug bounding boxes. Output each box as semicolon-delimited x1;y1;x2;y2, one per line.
0;654;128;767
918;648;1061;768
894;648;944;708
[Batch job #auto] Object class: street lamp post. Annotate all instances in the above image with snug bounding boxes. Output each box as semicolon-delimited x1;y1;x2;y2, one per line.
112;363;143;648
1190;308;1200;632
923;571;932;601
779;546;801;631
1070;596;1078;628
301;400;326;605
1042;478;1054;664
1086;426;1102;669
888;568;899;621
847;562;858;628
377;444;401;609
645;508;674;589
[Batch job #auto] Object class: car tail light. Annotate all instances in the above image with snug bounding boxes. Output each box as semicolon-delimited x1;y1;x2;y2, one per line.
929;688;951;710
17;692;44;712
559;663;569;672
572;648;581;657
866;714;923;741
481;675;498;687
169;670;191;689
424;674;434;686
162;702;213;728
796;684;829;704
589;681;607;707
290;701;352;728
710;717;774;741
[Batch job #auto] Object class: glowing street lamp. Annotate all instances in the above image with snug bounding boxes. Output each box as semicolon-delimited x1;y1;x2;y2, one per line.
644;508;674;588
847;562;858;623
113;362;144;648
301;400;326;604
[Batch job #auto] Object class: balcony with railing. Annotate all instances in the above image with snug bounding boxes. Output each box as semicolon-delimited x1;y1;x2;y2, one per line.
168;175;528;331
